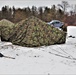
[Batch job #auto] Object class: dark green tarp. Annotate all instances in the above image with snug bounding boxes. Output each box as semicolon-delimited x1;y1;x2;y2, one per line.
11;16;66;47
0;19;15;41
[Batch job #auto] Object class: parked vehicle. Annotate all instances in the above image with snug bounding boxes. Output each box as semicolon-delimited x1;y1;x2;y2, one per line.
47;20;64;28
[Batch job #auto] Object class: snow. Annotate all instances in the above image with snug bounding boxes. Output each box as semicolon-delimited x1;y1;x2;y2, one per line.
67;26;76;37
0;26;76;74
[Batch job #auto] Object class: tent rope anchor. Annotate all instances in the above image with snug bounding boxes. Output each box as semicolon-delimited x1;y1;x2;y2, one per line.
0;53;15;59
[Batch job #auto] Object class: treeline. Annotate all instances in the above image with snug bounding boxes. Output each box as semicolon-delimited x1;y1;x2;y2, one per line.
0;1;76;25
0;5;64;23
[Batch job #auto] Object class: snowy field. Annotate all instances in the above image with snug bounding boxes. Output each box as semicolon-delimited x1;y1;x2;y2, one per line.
0;26;76;74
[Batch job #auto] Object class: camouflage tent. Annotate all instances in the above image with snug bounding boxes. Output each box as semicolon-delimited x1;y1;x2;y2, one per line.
11;16;66;47
0;19;15;41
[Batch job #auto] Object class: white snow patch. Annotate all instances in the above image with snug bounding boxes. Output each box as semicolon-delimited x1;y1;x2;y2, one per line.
0;26;76;74
67;26;76;37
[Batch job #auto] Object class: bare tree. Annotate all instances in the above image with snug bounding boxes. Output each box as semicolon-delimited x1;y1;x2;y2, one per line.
38;7;43;20
31;6;38;16
58;1;70;13
74;4;76;14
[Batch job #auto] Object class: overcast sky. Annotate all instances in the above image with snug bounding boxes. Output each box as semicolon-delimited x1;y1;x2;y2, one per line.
0;0;76;10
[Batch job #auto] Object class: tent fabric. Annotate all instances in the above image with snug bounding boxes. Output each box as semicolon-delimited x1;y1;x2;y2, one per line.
0;19;15;41
11;16;66;47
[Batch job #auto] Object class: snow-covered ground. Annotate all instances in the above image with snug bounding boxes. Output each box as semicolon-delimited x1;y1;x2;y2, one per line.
0;26;76;74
